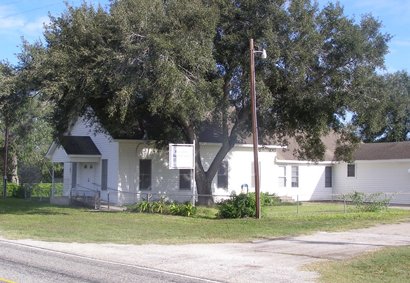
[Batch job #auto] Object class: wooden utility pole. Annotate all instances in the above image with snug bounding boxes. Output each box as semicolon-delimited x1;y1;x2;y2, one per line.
249;38;261;219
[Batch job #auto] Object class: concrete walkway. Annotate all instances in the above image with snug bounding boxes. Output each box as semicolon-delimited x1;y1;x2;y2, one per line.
3;221;410;282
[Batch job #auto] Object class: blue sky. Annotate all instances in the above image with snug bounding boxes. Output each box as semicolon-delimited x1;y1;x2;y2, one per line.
0;0;409;73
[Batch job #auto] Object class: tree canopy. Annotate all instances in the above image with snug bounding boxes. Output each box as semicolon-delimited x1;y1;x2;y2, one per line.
1;42;54;185
353;71;410;142
33;0;391;203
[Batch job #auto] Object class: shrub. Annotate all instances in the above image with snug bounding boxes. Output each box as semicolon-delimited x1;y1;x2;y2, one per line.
218;193;256;218
137;200;152;213
134;200;196;217
0;183;20;198
151;198;169;214
169;202;196;217
261;192;282;206
346;191;391;212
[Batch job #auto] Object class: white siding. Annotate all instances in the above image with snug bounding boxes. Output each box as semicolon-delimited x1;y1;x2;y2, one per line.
53;118;120;203
334;161;410;205
63;163;72;196
116;142;280;204
273;163;333;201
50;146;69;163
118;141;189;204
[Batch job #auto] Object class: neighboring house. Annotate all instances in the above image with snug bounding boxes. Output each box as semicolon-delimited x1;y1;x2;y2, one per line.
46;117;410;205
333;142;410;205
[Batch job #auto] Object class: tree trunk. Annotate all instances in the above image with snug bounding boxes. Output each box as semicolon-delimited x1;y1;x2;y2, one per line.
194;138;235;206
193;139;214;205
195;167;214;205
179;109;241;206
9;153;19;184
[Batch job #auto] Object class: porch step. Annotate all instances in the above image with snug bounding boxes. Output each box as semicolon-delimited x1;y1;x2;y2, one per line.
279;195;295;203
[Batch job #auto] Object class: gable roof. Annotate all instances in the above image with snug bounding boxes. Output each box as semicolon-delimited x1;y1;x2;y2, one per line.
354;141;410;160
276;134;410;162
276;134;338;162
60;136;101;155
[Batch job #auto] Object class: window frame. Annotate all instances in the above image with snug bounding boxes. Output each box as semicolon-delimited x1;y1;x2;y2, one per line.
139;159;152;191
251;161;261;188
347;163;355;177
278;165;286;188
325;166;332;188
179;169;191;190
291;165;299;188
101;159;108;191
217;161;229;189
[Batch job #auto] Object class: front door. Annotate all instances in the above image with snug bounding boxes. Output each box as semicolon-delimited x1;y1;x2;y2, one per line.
78;163;96;190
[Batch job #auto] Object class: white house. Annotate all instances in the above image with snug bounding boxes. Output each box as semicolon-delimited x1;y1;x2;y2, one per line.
46;117;410;205
274;135;338;202
333;142;410;205
46;117;286;205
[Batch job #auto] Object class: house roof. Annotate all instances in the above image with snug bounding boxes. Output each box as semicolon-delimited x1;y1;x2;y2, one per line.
276;134;410;162
60;136;101;155
354;141;410;160
276;134;338;162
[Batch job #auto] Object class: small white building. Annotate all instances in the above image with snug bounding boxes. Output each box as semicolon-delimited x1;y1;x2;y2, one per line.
46;117;285;205
333;142;410;205
46;117;410;205
274;135;338;202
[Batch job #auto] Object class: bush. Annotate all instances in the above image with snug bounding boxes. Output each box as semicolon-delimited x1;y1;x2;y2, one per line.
7;183;58;199
261;192;282;206
136;200;152;213
218;193;256;218
0;183;20;198
133;200;196;217
169;202;196;217
346;191;391;212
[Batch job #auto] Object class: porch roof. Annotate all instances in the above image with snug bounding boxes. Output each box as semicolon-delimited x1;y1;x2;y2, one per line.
60;136;101;156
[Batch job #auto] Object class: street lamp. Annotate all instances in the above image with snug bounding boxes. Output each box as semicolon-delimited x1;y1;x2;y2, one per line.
249;38;266;219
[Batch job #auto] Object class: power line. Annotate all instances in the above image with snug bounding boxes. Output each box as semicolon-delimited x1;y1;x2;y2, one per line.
0;2;62;20
0;0;95;21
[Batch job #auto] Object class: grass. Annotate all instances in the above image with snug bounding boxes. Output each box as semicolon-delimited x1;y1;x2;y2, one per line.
0;198;409;244
311;246;410;283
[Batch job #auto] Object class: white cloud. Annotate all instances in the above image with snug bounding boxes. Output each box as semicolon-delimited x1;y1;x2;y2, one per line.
0;5;24;31
392;40;410;47
0;5;48;39
24;16;49;35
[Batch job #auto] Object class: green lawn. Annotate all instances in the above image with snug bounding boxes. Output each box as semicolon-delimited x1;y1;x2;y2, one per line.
312;246;410;283
0;199;409;244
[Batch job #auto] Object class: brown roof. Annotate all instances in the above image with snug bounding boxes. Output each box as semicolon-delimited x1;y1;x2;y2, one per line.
276;135;338;161
276;135;410;162
354;141;410;160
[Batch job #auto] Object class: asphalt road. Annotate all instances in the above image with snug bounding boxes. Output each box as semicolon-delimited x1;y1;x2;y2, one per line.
1;221;409;282
0;240;217;283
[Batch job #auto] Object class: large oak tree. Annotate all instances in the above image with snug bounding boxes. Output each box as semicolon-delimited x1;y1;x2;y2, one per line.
36;0;390;203
353;71;410;142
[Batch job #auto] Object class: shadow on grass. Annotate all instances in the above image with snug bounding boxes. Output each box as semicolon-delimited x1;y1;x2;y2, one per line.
0;198;70;215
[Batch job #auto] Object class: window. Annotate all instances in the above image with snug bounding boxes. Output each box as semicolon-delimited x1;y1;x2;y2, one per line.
101;159;108;190
71;162;77;187
139;159;152;190
278;166;286;187
325;166;332;188
347;164;355;177
217;161;228;189
291;166;299;188
179;169;191;190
